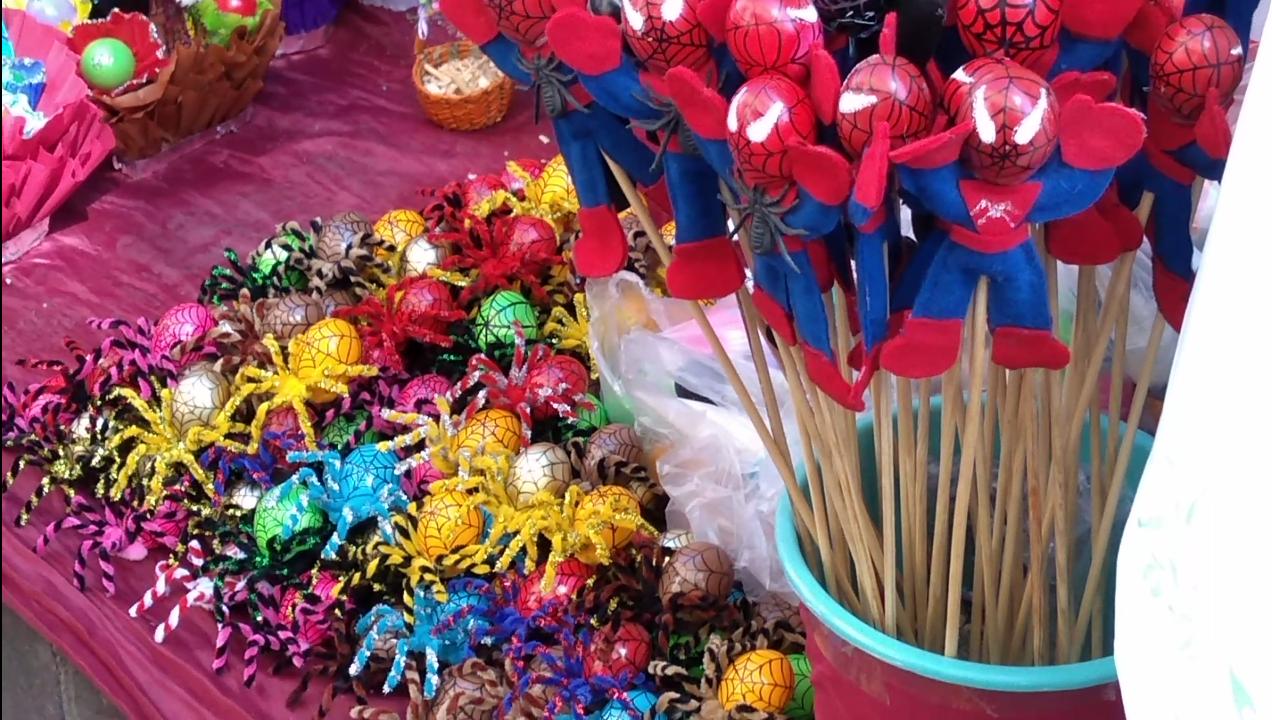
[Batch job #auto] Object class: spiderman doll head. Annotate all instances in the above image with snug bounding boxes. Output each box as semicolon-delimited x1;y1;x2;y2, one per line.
951;58;1058;185
726;73;819;193
621;0;716;75
940;56;1010;116
836;53;935;159
1150;14;1245;122
726;0;825;82
488;0;556;45
952;0;1062;75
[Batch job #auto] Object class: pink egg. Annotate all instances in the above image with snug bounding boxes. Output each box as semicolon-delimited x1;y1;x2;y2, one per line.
399;374;454;415
153;303;214;357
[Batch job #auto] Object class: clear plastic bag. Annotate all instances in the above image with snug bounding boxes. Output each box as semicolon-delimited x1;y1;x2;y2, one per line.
587;272;798;597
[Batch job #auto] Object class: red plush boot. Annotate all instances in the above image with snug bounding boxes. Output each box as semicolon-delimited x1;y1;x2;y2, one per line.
439;0;499;44
751;288;797;346
880;317;964;378
573;206;629;278
990;327;1071;370
666;237;745;300
802;345;857;409
1152;260;1192;332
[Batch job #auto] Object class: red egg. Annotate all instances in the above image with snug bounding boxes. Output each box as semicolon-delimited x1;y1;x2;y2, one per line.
516;558;595;616
216;0;258;16
587;621;654;679
500;215;558;257
951;58;1058;185
525;355;590;419
1150;14;1245;121
726;75;818;194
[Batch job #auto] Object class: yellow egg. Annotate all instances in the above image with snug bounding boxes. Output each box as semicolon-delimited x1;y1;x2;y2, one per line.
293;318;363;377
417;490;485;560
374;209;428;253
573;485;642;564
454;409;523;456
718;650;795;713
528;155;578;210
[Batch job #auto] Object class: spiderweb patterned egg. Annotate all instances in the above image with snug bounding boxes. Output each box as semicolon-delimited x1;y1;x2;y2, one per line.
316;212;376;263
418;490;485;559
454;409;523;456
399;373;454;415
573;485;643;563
660;528;695;551
473;290;539;352
784;651;816;719
582;424;645;485
254;482;325;555
293;318;363;377
400;234;449;277
507;443;572;507
153;303;215;357
587;621;654;678
718;649;796;712
659;541;735;601
171;365;229;434
374;209;427;251
517;558;595;615
430;658;507;720
261;293;327;341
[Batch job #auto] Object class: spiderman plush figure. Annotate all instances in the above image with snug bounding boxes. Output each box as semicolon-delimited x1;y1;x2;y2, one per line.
1114;13;1245;330
879;58;1145;378
661;1;861;404
440;0;663;278
542;0;750;299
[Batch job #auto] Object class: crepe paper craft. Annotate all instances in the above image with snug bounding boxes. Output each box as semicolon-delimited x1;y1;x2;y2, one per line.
439;0;664;279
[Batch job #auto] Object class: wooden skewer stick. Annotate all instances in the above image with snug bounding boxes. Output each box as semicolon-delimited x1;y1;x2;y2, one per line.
896;375;919;639
924;364;961;649
944;281;990;656
875;373;899;637
913;377;933;643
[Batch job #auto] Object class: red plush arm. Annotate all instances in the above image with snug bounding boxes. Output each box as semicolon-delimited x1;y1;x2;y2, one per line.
1195;89;1234;159
665;66;731;140
1063;0;1144;40
853;125;891;212
1124;0;1176;55
890;121;973;168
699;0;730;42
1058;95;1145;170
545;6;623;75
440;0;500;45
790;144;854;205
808;47;841;126
1051;70;1118;104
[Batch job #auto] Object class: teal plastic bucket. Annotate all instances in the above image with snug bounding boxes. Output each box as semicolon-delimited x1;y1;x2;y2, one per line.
776;400;1153;719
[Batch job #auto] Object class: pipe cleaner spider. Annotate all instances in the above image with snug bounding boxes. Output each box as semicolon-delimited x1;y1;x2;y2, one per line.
280;444;409;559
201;430;305;497
200;222;314;305
130;539;232;643
335;277;466;373
86;315;219;397
288;212;392;298
350;578;491;695
542;292;597;379
34;492;187;594
451;325;593;444
107;385;249;505
221;328;379;452
434;212;562;306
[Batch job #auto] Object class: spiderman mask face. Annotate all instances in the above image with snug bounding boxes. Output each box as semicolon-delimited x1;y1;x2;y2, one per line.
621;0;715;75
726;74;819;193
836;53;935;159
1150;14;1244;122
726;0;824;82
952;0;1061;75
952;59;1058;186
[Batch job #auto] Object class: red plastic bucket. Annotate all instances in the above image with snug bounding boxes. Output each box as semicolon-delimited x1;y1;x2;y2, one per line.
776;403;1153;720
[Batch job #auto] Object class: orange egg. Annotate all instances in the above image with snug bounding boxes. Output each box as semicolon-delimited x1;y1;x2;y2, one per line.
718;649;795;712
454;409;523;456
417;490;485;559
573;485;642;564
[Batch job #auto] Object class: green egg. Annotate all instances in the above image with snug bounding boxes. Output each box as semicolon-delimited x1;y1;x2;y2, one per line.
473;290;539;352
785;652;815;719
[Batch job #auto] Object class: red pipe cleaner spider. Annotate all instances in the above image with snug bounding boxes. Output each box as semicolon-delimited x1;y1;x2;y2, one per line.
451;325;593;444
435;212;563;306
336;277;466;373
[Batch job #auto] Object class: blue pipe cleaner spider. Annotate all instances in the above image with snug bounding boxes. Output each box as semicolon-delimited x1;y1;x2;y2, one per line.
201;430;305;496
280;443;408;559
502;617;642;719
349;578;492;695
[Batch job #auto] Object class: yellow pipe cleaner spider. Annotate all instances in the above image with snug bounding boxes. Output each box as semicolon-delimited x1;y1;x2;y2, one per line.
107;387;249;506
542;292;596;379
222;332;378;452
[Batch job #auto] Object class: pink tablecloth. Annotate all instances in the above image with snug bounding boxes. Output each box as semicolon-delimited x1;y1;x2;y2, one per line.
1;7;553;718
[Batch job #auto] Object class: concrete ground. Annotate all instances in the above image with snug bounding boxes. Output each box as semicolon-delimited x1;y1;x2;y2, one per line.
2;607;122;720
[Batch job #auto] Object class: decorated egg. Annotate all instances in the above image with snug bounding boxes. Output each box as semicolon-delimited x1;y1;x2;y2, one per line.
718;649;795;712
526;155;577;210
525;355;589;419
951;58;1058;185
573;485;643;563
726;74;819;193
582;424;645;485
1151;14;1245;122
374;209;428;252
399;373;453;415
660;529;695;551
595;687;667;720
417;490;485;559
315;211;375;263
499;215;558;255
255;481;325;555
517;558;595;615
293;318;363;377
397;277;460;334
953;0;1062;75
659;541;735;601
171;364;230;434
463;175;508;209
260;293;326;340
785;652;815;719
225;482;263;510
404;458;445;499
507;443;572;507
321;410;369;448
473;290;539;352
755;592;803;629
587;621;653;679
725;0;824;82
80;37;136;92
153;303;215;357
454;409;523;456
431;658;507;719
575;394;608;432
400;234;449;277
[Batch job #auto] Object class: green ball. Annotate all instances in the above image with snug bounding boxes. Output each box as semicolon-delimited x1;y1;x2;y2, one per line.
474;290;539;352
575;394;607;432
80;38;136;92
785;652;815;719
254;481;325;555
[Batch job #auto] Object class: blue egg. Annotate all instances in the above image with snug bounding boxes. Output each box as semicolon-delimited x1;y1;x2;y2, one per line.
593;688;666;720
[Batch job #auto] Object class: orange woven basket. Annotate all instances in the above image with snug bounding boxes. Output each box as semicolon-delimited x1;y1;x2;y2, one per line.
413;41;514;131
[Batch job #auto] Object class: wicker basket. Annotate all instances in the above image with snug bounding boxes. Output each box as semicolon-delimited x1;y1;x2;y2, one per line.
413;41;513;132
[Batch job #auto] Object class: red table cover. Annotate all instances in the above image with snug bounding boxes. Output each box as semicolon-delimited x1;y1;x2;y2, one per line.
1;7;553;718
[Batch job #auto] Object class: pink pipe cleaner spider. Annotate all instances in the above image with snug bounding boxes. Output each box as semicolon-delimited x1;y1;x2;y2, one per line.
451;325;593;444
